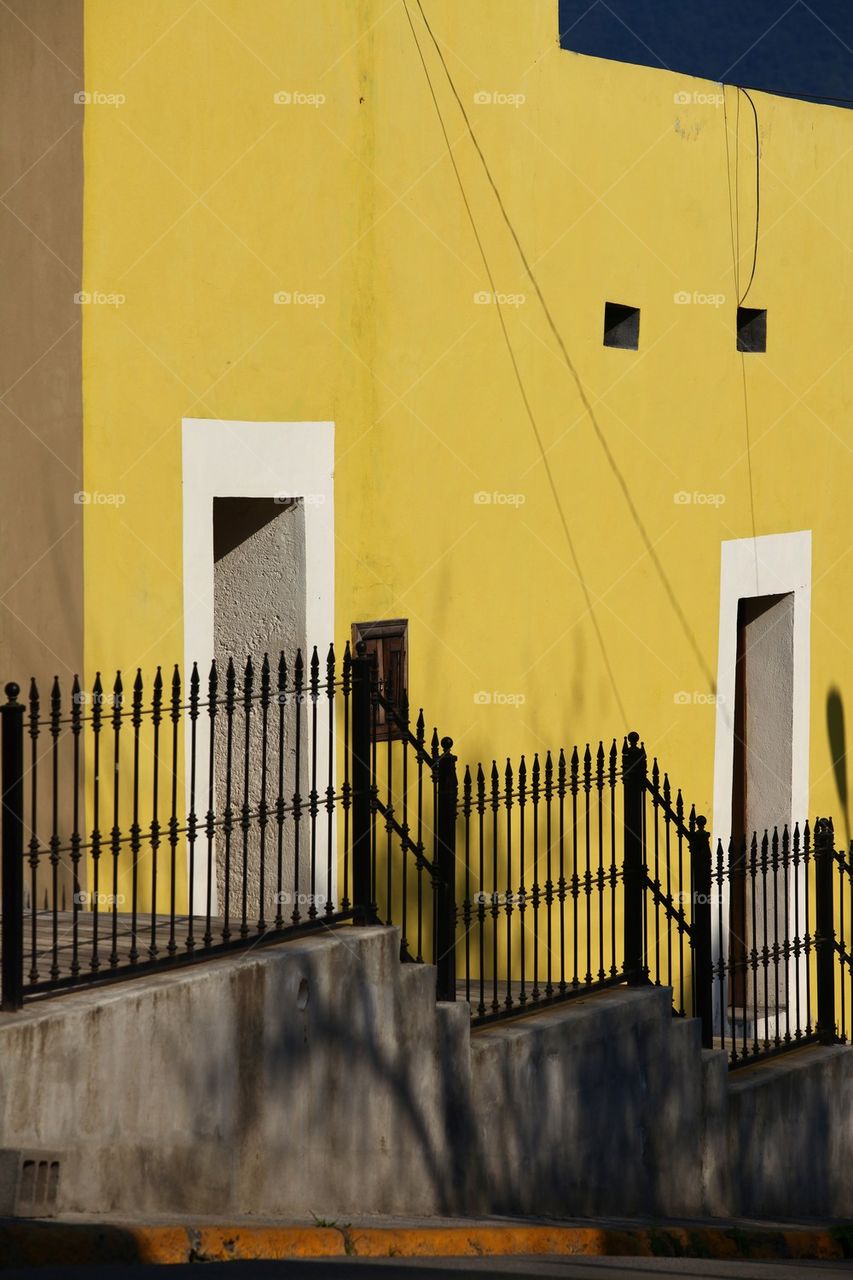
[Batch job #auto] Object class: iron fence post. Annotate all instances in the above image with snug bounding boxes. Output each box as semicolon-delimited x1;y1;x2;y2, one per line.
435;737;457;1001
1;683;25;1011
690;816;714;1048
814;816;836;1046
350;643;375;925
622;730;646;986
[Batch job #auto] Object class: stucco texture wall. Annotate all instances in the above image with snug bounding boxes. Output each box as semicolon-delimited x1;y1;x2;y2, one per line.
80;0;853;844
0;927;849;1220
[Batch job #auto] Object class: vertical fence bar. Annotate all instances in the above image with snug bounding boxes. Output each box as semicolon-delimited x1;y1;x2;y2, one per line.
129;671;143;966
350;643;373;924
815;817;836;1046
837;837;845;1043
655;773;671;983
462;765;472;1003
490;762;500;1012
204;662;217;948
760;829;769;1050
290;655;300;926
222;659;236;941
845;844;850;1044
1;684;25;1010
595;744;605;983
341;645;351;915
583;746;592;986
739;836;748;1060
792;824;802;1040
187;664;199;951
415;713;425;961
48;679;61;980
90;675;103;973
570;747;579;988
518;756;527;1005
400;697;410;956
168;667;180;956
70;677;82;976
650;760;661;986
716;839;729;1062
771;826;781;1048
240;657;253;937
544;752;554;998
750;833;759;1057
26;680;39;983
258;654;271;932
112;674;125;967
309;648;319;921
476;763;486;1016
384;695;393;926
372;696;382;922
435;737;457;1001
804;821;813;1036
608;741;618;978
149;669;162;958
274;654;286;931
558;749;566;993
677;793;686;1014
622;731;646;986
782;825;791;1044
531;754;540;1002
325;645;335;919
504;759;514;1010
691;816;713;1049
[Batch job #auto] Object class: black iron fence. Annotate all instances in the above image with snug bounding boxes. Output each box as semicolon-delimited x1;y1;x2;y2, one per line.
640;760;846;1067
358;653;852;1068
359;674;702;1025
0;645;360;1005
1;637;851;1075
366;688;634;1020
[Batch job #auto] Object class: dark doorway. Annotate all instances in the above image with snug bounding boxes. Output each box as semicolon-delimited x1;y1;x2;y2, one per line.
729;592;794;1011
212;497;308;923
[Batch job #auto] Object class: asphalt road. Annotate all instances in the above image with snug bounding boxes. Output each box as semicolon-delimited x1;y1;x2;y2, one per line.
5;1257;852;1279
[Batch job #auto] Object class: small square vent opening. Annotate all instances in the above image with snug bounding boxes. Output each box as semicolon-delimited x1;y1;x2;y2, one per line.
737;307;767;353
603;302;640;350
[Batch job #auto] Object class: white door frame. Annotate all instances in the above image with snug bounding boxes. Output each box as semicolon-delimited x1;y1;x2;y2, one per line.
181;418;335;914
711;531;811;1034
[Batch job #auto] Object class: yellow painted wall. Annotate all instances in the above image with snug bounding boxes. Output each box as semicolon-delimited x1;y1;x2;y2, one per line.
83;0;853;862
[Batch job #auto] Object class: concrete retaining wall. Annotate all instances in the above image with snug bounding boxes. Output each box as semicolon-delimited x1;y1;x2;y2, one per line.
0;926;849;1219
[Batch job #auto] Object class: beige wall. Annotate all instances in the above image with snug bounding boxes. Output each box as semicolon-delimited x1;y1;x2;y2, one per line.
0;0;84;695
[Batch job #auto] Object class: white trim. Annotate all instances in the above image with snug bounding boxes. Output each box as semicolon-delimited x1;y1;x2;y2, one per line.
181;418;335;913
711;530;811;1033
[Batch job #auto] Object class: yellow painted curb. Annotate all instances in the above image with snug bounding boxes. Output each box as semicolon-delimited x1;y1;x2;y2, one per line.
0;1221;849;1267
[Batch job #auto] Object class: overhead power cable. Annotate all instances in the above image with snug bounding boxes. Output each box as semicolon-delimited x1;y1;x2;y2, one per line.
737;88;761;307
409;0;715;690
402;0;627;719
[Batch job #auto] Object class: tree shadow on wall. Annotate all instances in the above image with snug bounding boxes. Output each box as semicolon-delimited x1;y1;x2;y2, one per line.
827;686;850;849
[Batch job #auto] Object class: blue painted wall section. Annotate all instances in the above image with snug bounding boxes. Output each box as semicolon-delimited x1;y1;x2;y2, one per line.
558;1;853;106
